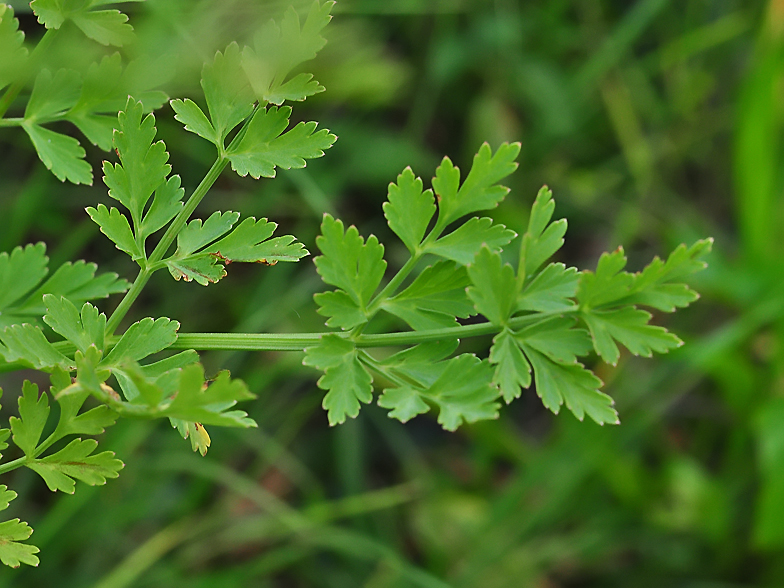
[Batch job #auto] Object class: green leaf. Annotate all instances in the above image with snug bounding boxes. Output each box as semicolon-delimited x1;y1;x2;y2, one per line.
0;243;48;312
160;365;256;427
203;217;308;263
0;324;73;370
314;290;366;330
170;99;217;145
377;386;430;423
517;263;578;313
383;167;435;252
169;419;211;456
0;486;39;568
27;438;123;494
380;340;459;368
102;317;180;365
0;5;28;91
433;142;520;227
314;215;386;310
6;255;128;323
24;69;81;122
304;335;373;425
10;382;49;457
166;255;227;286
241;1;333;103
30;0;136;45
86;204;143;260
489;329;531;403
519;186;568;282
426;354;499;431
201;42;254;143
425;217;516;265
139;175;185;241
265;73;324;105
517;317;593;364
382;261;474;330
577;247;634;310
467;246;518;327
523;348;618;425
581;306;683;366
176;211;240;258
103;97;171;224
66;54;124;150
624;239;713;311
227;105;336;179
70;9;133;46
43;296;105;354
22;124;92;185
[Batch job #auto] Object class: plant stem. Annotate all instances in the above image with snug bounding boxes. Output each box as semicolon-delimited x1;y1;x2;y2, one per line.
171;311;574;352
0;456;27;477
0;28;58;119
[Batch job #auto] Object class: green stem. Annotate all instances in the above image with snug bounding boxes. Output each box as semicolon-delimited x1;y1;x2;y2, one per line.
366;253;420;315
105;269;152;335
0;456;28;477
171;311;574;352
0;28;58;119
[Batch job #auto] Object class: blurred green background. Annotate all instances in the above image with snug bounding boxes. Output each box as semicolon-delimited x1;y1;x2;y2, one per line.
2;0;784;586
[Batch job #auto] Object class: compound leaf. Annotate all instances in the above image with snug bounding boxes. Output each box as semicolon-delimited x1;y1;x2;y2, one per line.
0;487;39;568
425;217;516;265
467;246;517;327
304;334;372;425
383;167;435;252
314;215;386;310
10;381;49;457
27;438;123;494
103;97;171;224
228;105;336;179
86;204;143;260
581;306;682;366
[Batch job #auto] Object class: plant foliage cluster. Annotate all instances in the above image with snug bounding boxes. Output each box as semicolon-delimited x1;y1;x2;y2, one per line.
0;0;710;576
